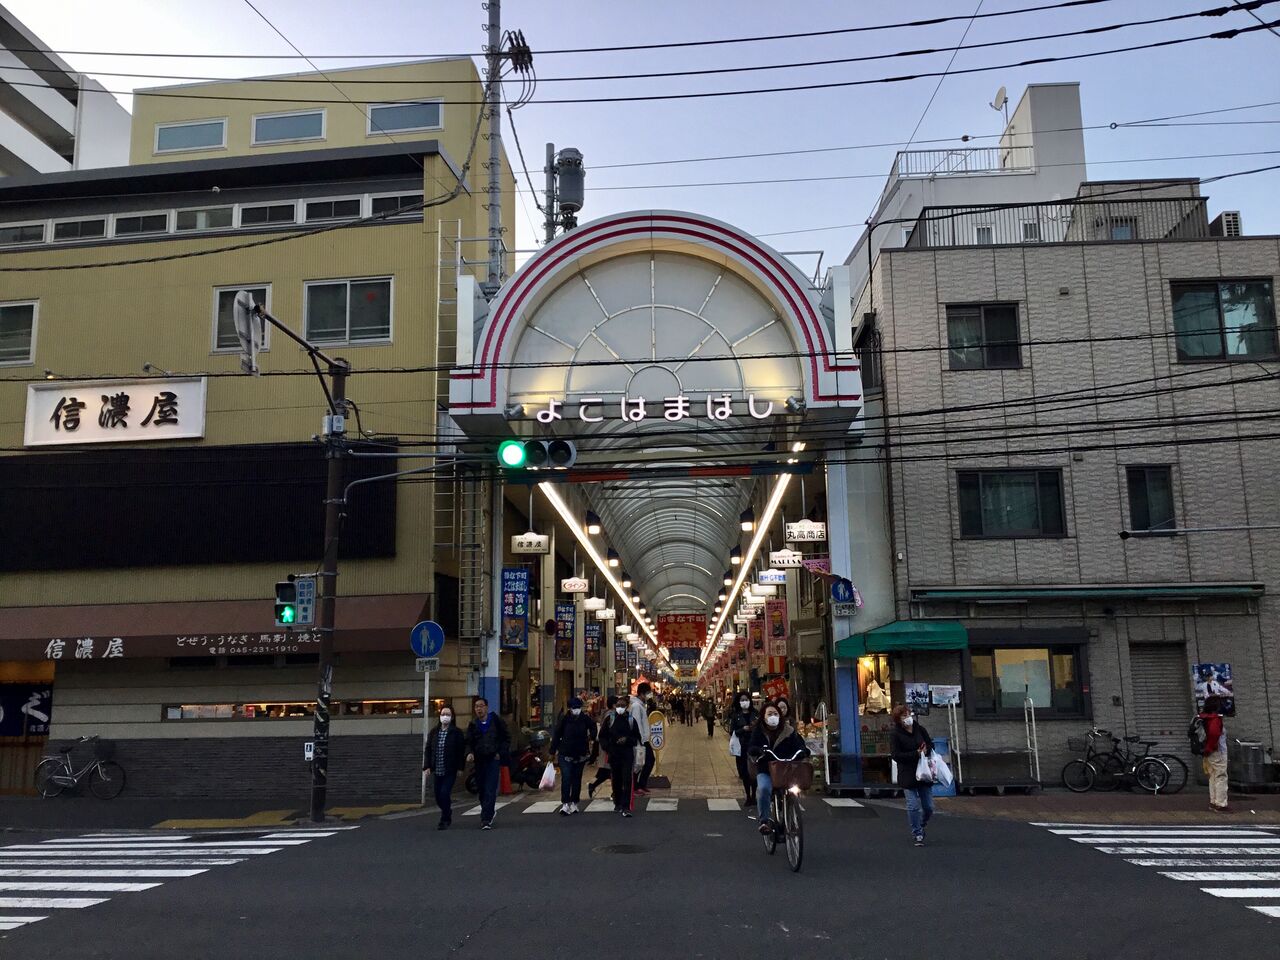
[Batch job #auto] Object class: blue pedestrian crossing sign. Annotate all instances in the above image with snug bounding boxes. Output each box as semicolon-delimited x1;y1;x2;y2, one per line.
830;578;856;604
410;621;446;659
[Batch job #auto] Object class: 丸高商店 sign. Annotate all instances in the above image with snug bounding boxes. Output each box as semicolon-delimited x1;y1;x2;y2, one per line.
24;378;207;447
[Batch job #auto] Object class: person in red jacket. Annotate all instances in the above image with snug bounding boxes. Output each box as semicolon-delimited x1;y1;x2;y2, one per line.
1200;695;1229;812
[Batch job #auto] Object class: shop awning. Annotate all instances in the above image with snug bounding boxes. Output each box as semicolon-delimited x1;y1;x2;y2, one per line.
909;582;1264;602
835;620;968;658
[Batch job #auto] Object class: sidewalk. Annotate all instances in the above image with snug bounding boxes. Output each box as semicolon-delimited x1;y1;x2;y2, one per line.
932;788;1280;824
651;716;744;799
0;796;418;832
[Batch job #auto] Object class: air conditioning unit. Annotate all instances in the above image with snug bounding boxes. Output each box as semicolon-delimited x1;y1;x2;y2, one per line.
1209;211;1243;238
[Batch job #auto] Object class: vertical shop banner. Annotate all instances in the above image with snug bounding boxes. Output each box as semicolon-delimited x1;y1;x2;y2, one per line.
658;613;707;648
1192;662;1235;716
0;684;53;736
765;598;788;656
500;568;530;650
584;622;602;670
554;601;576;661
627;648;637;669
748;618;766;668
615;637;627;667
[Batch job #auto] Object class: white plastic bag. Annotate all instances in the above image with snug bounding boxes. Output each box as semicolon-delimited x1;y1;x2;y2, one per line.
915;753;935;784
729;732;742;757
539;761;556;791
932;753;954;788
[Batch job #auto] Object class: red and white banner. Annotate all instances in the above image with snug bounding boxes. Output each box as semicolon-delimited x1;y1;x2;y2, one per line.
658;613;707;648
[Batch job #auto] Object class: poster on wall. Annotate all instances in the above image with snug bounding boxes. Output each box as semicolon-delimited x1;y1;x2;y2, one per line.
500;568;530;650
905;682;930;716
584;622;601;670
1192;662;1235;716
931;685;961;707
555;601;576;661
0;685;53;736
765;598;788;654
748;619;765;666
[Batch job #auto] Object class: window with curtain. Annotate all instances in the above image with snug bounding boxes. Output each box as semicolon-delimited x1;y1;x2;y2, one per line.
946;303;1021;370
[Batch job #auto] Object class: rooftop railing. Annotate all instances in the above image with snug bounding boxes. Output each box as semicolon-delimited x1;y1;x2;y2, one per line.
892;145;1034;179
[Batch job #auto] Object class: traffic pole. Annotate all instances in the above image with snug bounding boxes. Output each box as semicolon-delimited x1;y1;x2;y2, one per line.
310;358;349;823
420;665;431;806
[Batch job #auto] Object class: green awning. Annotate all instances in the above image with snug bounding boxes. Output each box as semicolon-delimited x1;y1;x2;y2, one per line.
835;620;968;658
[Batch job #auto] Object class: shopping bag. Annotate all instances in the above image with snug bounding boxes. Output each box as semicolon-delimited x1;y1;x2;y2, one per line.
932;753;954;788
729;732;742;757
539;761;556;791
915;753;935;784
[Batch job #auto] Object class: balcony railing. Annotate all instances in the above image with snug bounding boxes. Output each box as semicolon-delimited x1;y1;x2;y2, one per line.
902;197;1210;249
892;145;1034;179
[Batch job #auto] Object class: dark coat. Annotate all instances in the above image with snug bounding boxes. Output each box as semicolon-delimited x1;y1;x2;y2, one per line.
551;711;598;762
747;720;809;778
890;721;935;788
599;711;640;760
466;713;511;762
423;723;467;776
730;706;758;750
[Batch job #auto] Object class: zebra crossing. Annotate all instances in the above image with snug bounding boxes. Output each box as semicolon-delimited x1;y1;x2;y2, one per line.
0;827;356;934
486;797;863;815
1036;822;1280;920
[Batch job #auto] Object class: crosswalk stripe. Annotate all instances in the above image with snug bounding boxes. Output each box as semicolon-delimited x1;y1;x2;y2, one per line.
0;848;282;857
43;836;194;844
1202;887;1280;898
1033;822;1280;828
0;917;46;930
647;799;678;812
0;859;242;867
1072;837;1280;845
824;798;864;808
1096;847;1280;855
0;898;107;909
0;869;206;878
524;801;563;814
462;801;512;817
707;799;741;811
34;840;315;848
0;882;161;893
258;832;338;838
1162;872;1280;882
1250;905;1280;917
586;800;613;813
1127;859;1280;867
1049;829;1273;836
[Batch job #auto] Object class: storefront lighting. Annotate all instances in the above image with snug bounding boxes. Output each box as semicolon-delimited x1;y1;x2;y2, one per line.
739;508;755;533
714;604;722;614
792;440;806;453
723;570;733;586
621;571;632;589
584;511;602;536
717;590;727;602
631;593;641;605
606;548;620;568
730;546;742;566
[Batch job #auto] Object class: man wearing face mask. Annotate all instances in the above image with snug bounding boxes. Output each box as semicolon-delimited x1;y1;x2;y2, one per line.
423;704;467;830
890;704;935;846
600;695;642;816
550;696;598;815
729;691;760;810
629;683;654;795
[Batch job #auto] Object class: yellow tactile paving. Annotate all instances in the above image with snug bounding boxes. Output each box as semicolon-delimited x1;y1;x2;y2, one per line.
152;809;298;829
328;803;420;821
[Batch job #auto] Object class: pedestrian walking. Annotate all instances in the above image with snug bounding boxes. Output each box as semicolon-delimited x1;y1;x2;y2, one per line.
600;696;641;817
889;704;935;846
422;704;466;830
550;696;597;815
775;696;792;725
746;702;809;833
464;696;510;830
1198;695;1230;812
729;691;759;810
587;696;618;800
630;683;655;795
702;699;716;737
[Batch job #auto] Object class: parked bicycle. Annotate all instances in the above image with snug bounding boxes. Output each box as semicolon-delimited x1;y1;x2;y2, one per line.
1061;728;1169;794
760;747;808;873
34;736;126;799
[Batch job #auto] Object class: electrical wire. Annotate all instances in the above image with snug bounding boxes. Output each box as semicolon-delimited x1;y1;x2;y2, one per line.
1232;0;1280;35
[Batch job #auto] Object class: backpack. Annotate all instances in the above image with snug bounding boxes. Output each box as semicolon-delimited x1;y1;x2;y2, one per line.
1187;716;1208;756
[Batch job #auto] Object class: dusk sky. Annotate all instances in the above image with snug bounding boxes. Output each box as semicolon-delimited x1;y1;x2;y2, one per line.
10;0;1279;268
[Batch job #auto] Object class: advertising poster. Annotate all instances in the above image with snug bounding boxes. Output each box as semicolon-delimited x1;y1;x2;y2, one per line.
0;685;53;736
658;613;707;648
554;601;576;662
626;647;637;669
748;618;765;667
765;598;788;656
905;682;930;716
500;568;530;649
615;637;627;667
584;622;601;670
1193;662;1235;716
931;685;962;707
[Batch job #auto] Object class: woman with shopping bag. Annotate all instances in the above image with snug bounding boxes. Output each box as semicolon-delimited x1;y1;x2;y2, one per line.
889;704;936;847
729;692;759;811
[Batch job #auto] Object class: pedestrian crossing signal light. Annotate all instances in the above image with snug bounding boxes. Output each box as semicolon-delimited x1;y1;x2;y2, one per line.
496;439;576;470
274;580;298;627
497;439;527;468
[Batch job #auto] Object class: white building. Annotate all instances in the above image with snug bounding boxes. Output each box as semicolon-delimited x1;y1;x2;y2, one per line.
0;3;130;175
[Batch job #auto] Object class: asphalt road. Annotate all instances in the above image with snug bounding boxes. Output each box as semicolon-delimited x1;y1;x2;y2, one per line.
3;801;1277;959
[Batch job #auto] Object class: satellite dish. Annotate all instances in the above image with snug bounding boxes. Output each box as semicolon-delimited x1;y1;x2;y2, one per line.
989;85;1008;112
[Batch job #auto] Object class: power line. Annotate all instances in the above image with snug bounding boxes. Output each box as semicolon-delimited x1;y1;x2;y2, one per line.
1232;0;1280;35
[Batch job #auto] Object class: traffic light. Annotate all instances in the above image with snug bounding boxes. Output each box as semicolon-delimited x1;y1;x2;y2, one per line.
496;439;576;470
274;580;298;627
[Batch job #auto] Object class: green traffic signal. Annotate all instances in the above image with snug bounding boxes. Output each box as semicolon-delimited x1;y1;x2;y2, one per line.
277;603;297;624
497;439;527;468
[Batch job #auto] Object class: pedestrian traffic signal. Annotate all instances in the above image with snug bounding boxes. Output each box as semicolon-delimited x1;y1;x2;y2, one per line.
496;439;576;470
274;580;298;627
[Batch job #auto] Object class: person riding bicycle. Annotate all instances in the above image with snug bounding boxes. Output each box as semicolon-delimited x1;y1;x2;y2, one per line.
746;702;809;834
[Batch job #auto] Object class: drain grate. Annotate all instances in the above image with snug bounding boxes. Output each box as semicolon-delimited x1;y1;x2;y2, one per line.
593;843;649;855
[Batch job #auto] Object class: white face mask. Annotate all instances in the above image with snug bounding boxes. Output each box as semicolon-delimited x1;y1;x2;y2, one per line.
571;708;582;716
615;706;626;715
765;714;780;728
739;700;750;709
902;716;914;729
440;715;452;725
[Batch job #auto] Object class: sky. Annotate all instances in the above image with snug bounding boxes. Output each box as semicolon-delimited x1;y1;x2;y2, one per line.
9;0;1280;270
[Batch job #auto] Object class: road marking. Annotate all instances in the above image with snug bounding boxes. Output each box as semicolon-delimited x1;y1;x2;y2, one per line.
0;916;46;930
462;801;512;817
1096;846;1280;855
153;810;297;829
0;898;107;909
1162;871;1280;882
1071;836;1280;845
647;799;678;812
1033;822;1280;828
1049;829;1273;837
824;798;864;808
707;799;740;812
524;801;563;814
38;839;315;848
0;881;162;893
1201;887;1280;898
0;848;282;857
257;832;340;838
1127;859;1280;867
0;858;243;867
586;800;614;813
49;835;194;843
0;869;207;878
1250;905;1280;917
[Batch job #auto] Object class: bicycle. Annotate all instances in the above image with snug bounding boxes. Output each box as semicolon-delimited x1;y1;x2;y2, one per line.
34;736;126;799
759;748;809;873
1061;728;1168;794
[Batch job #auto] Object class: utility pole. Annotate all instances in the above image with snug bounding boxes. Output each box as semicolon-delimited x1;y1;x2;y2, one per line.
544;141;557;244
485;0;503;292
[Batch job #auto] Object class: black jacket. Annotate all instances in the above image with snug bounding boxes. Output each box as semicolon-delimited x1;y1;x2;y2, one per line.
730;706;758;750
423;723;467;776
890;721;935;788
599;711;640;759
747;721;809;773
466;713;511;762
551;711;598;762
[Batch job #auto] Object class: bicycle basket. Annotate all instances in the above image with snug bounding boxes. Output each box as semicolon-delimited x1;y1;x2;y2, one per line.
1066;736;1089;752
92;739;115;760
768;759;813;792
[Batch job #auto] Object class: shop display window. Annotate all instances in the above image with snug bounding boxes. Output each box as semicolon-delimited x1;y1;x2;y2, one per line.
162;698;423;720
967;645;1087;718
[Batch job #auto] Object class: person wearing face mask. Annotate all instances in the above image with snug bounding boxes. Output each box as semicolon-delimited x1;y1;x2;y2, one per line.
599;696;642;816
550;696;598;815
587;696;618;800
422;704;467;830
747;702;809;833
729;691;760;810
890;704;935;846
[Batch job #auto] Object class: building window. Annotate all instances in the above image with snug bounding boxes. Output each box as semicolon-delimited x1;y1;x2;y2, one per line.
371;193;425;217
52;218;106;241
1109;216;1137;241
155;118;227;153
0;223;45;246
1126;465;1175;532
176;207;234;232
304;198;362;222
113;213;170;237
239;203;297;226
957;469;1065;538
974;225;994;245
1172;280;1277;361
252;110;325;145
367;100;442;134
0;301;37;365
305;277;392;344
213;285;271;352
1021;220;1042;242
946;303;1021;370
969;645;1087;717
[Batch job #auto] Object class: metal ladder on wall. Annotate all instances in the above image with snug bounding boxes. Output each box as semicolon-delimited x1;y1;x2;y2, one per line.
432;411;464;552
456;470;488;670
435;218;462;408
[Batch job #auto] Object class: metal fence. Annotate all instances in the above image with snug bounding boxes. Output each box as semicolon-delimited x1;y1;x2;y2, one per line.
903;197;1210;249
892;145;1034;179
